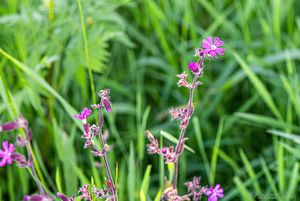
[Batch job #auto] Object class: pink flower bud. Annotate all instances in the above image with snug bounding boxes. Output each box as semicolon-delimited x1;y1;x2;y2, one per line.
102;98;112;113
57;192;75;201
188;62;199;73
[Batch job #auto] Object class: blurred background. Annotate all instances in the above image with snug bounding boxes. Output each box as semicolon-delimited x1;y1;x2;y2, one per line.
0;0;300;200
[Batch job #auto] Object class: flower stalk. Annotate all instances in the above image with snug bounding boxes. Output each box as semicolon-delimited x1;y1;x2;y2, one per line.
146;36;225;201
73;89;118;201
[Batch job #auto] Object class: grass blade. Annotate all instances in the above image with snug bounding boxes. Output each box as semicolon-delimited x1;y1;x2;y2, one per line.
233;51;282;119
210;118;224;184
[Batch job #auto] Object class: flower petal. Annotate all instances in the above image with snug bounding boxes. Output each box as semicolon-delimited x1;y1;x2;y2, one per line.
214;184;221;190
2;141;8;150
205;189;212;196
209;51;217;57
218;193;224;198
9;143;15;152
214;37;224;46
216;48;225;55
202;36;212;48
208;195;218;201
0;158;7;166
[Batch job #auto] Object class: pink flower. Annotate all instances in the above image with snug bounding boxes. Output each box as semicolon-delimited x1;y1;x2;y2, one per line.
92;186;109;198
202;37;225;58
160;146;176;163
79;184;92;201
74;107;92;121
176;72;189;87
205;184;224;201
0;141;15;167
146;131;160;154
194;47;205;57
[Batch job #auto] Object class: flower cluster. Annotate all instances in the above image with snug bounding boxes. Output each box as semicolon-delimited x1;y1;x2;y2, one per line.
146;130;176;163
146;36;225;201
78;185;92;201
57;89;118;201
184;177;207;201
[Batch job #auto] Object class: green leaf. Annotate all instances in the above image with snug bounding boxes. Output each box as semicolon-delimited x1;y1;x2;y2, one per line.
160;130;195;153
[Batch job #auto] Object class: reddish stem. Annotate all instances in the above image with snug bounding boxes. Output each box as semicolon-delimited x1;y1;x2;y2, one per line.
172;74;199;190
97;110;118;201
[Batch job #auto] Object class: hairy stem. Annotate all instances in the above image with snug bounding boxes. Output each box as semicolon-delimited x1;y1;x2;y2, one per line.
24;128;47;195
97;110;118;201
172;74;199;190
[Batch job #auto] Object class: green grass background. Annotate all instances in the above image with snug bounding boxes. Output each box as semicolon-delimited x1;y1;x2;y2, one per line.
0;0;300;200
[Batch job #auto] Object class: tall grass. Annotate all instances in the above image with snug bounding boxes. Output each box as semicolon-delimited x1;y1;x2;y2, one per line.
0;0;300;200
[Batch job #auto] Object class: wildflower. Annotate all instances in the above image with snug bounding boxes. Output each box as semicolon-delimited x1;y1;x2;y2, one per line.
57;193;75;201
0;141;15;167
146;131;160;154
169;107;192;129
194;47;205;58
184;177;207;201
176;72;189;87
205;184;224;201
185;177;201;192
23;194;53;201
83;139;93;149
202;36;225;58
0;116;27;132
92;186;109;198
98;89;112;113
160;146;176;163
79;185;92;201
74;107;92;123
169;107;188;121
91;145;109;157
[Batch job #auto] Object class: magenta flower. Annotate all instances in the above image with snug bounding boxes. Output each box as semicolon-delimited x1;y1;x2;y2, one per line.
202;37;225;58
0;141;15;167
205;184;224;201
74;107;92;121
188;62;199;73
